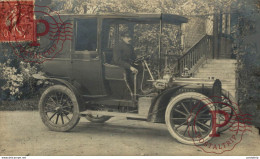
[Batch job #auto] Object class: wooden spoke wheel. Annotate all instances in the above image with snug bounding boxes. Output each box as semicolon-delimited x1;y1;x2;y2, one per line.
165;92;218;145
39;85;80;132
85;114;111;123
217;89;238;133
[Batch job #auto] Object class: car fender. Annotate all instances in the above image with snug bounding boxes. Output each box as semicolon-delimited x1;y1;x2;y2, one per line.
32;74;86;111
147;84;213;123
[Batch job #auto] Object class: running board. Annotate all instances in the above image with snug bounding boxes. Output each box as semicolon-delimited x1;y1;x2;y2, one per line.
80;110;147;119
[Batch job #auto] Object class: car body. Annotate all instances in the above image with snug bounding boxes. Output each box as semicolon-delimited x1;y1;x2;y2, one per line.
34;13;236;145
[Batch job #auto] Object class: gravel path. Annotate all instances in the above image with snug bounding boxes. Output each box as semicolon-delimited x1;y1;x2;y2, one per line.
0;111;259;156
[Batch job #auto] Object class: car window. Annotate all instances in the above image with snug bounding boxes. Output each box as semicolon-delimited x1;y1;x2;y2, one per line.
75;18;97;51
103;22;134;49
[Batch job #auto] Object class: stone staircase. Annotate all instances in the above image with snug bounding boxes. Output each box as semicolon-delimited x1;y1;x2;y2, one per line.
194;59;236;98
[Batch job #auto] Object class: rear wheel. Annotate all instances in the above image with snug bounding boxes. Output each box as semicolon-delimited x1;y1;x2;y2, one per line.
39;85;80;132
85;114;111;123
165;92;218;145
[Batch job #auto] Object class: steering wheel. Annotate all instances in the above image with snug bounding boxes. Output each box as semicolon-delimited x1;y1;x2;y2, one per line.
134;54;151;63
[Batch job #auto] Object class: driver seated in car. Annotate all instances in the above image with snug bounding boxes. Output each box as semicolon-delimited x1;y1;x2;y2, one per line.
113;33;138;93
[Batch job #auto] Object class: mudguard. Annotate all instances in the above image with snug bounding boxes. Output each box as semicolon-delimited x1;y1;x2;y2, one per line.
147;86;184;123
32;74;86;111
147;80;221;123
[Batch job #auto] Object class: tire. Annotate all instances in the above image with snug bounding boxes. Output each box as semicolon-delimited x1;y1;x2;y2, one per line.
165;92;218;145
217;89;239;133
85;115;111;123
39;85;80;132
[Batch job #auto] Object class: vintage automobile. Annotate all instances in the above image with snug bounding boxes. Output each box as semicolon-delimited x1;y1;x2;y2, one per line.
33;13;238;145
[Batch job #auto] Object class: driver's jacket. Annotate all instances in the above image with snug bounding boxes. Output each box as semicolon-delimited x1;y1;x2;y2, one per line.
113;41;136;70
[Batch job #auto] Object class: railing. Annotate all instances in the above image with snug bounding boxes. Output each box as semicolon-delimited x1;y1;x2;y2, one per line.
178;35;213;76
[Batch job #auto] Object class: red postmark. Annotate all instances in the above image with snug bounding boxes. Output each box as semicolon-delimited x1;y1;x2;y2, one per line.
187;96;252;154
0;1;72;63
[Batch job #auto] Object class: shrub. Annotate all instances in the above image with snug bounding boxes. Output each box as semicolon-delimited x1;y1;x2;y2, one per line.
0;59;40;100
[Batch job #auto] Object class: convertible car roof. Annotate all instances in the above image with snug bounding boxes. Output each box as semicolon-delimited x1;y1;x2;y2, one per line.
58;13;188;25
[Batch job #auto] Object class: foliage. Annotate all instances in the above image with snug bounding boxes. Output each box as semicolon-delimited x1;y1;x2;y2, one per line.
50;0;243;15
0;51;40;100
1;61;23;98
234;0;260;126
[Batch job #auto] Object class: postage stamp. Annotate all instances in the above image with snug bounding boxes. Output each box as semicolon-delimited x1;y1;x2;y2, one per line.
0;1;34;42
0;0;72;63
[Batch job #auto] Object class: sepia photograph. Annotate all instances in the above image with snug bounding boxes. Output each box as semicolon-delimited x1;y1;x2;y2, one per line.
0;0;260;157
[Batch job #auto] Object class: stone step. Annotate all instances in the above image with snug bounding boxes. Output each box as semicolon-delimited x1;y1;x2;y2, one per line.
201;65;236;69
227;92;235;98
194;59;236;98
194;79;235;84
223;90;236;94
201;63;236;67
206;61;236;65
222;84;236;87
209;59;236;64
222;86;236;90
195;72;235;76
195;74;235;79
223;83;235;85
207;64;236;68
195;75;236;79
195;78;235;82
224;87;236;90
222;88;236;92
195;75;235;78
208;64;236;68
198;70;236;73
198;68;235;74
223;86;235;90
222;87;235;90
191;78;235;84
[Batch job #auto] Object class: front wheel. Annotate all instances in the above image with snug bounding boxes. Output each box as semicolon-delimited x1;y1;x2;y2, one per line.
165;92;218;145
39;85;80;132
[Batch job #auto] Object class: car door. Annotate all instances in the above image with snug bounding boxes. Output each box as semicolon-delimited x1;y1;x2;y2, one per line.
71;18;106;96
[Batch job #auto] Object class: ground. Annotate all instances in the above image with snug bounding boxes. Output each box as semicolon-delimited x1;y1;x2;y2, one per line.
0;111;259;156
